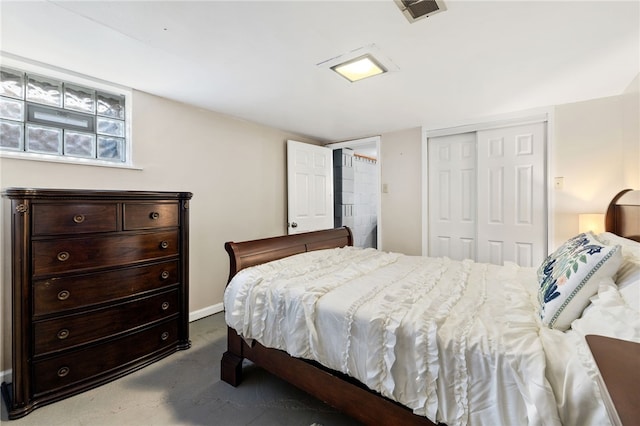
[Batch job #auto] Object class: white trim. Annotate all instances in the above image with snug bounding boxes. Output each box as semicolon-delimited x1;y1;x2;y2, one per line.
0;150;143;170
325;136;382;250
328;136;380;148
545;107;556;255
421;109;554;257
1;369;11;384
424;108;550;138
421;127;429;256
189;302;224;322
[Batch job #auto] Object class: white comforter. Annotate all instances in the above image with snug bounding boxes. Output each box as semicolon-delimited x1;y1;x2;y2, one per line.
224;247;610;426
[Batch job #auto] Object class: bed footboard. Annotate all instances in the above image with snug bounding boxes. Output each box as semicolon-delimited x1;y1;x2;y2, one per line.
221;227;437;426
221;327;436;426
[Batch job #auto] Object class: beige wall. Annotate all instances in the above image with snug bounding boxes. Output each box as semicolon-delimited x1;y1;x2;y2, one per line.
552;81;640;246
379;127;423;255
0;90;319;372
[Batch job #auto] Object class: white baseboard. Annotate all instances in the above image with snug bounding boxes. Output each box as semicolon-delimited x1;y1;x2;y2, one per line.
0;304;224;385
189;302;224;322
1;369;11;384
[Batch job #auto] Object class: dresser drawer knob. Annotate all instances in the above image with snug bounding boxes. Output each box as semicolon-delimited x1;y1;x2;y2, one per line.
150;211;160;220
73;214;85;223
57;366;70;377
160;271;170;280
161;332;169;341
57;290;70;300
57;329;70;340
161;302;170;310
160;241;169;249
57;251;70;262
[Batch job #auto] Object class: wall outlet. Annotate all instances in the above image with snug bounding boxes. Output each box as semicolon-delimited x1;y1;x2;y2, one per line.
554;177;564;190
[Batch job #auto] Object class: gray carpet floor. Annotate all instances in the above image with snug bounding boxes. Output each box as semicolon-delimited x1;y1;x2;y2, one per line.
1;313;360;426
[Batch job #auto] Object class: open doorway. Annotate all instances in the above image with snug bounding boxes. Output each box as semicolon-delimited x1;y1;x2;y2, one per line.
326;136;381;249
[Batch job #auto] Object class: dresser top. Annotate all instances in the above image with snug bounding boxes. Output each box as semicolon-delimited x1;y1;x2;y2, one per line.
2;188;193;200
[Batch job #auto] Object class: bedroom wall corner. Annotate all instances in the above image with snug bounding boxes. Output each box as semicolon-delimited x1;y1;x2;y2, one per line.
552;90;639;248
622;73;639;189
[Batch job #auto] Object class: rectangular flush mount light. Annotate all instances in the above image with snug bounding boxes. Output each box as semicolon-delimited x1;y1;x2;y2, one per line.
331;54;387;82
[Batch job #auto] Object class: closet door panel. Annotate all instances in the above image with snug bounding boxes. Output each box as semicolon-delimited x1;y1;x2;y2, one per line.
487;165;505;224
476;122;546;267
428;132;477;260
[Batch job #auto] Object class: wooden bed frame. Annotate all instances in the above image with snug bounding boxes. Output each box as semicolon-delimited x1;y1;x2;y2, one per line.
221;189;640;426
605;188;640;241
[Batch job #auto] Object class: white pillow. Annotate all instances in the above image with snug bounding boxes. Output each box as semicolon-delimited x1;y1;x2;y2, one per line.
596;232;640;262
613;260;640;312
538;232;622;330
596;232;640;311
571;280;640;340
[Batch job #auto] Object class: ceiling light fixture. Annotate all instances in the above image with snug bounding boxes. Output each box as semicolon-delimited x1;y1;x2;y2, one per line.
331;54;387;83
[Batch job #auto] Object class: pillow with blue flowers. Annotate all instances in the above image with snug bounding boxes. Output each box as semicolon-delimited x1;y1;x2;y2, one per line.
538;232;622;330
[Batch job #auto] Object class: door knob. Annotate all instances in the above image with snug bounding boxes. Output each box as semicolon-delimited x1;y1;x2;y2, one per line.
290;222;298;228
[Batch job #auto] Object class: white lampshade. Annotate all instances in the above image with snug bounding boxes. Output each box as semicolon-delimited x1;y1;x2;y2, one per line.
578;213;605;234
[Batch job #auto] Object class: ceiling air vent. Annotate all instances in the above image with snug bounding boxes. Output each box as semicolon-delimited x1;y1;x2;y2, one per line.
395;0;446;23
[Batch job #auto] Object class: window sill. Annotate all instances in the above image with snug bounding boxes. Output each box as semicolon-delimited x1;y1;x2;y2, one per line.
0;150;143;170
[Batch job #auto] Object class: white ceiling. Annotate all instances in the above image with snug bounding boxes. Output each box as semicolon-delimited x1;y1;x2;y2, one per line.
1;1;638;142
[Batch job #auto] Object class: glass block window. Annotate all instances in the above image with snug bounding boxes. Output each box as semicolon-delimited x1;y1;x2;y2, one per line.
0;66;128;163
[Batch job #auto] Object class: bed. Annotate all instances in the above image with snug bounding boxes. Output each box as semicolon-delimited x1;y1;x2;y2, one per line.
221;189;640;426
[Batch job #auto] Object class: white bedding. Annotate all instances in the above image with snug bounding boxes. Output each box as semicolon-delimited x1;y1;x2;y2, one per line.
224;246;615;426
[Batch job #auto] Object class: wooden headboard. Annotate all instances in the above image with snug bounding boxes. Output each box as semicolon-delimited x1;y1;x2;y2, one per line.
224;226;353;283
605;189;640;242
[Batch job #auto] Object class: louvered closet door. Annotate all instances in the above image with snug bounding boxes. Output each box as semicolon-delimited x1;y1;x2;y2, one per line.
428;132;477;260
476;122;547;267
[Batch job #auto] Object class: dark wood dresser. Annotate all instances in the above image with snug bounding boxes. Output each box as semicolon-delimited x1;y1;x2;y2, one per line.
1;188;193;419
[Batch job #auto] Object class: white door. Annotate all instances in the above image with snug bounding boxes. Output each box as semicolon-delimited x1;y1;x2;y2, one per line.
426;121;547;267
476;122;547;266
428;133;477;260
287;140;334;235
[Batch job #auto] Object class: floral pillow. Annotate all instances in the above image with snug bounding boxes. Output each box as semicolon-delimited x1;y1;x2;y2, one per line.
538;232;622;330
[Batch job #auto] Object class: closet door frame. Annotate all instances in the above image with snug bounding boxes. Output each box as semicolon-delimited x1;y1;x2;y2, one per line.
421;108;556;258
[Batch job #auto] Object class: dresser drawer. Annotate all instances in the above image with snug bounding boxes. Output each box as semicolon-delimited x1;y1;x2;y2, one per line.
32;319;179;396
34;289;180;356
33;260;179;316
32;203;118;235
123;202;179;230
33;230;179;276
